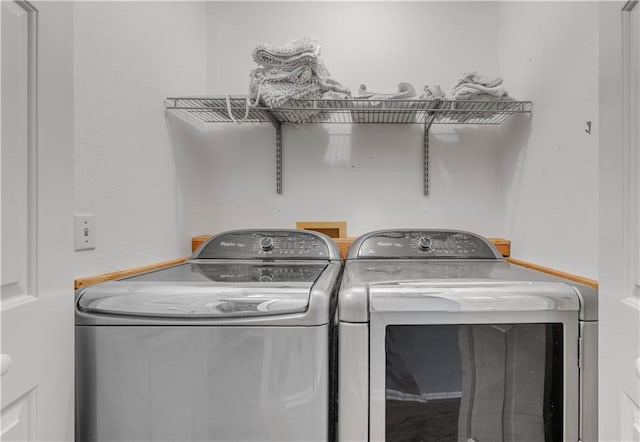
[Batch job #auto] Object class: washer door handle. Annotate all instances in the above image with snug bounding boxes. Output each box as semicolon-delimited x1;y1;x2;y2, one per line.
1;354;12;376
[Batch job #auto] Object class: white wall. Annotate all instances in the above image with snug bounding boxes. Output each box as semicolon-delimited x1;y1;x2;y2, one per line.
184;1;506;239
191;1;598;278
74;1;600;279
74;1;207;277
498;2;599;278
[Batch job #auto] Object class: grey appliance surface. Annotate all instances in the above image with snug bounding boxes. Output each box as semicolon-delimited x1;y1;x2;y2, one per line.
336;229;598;442
76;229;342;326
77;262;326;319
338;259;597;322
194;229;342;260
76;324;328;442
347;229;502;260
76;229;342;442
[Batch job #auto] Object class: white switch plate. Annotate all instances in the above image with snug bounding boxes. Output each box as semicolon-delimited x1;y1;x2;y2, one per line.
74;215;95;251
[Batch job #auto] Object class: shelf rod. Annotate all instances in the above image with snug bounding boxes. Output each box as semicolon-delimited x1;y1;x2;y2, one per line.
423;122;430;196
276;123;282;194
423;100;443;196
257;108;284;194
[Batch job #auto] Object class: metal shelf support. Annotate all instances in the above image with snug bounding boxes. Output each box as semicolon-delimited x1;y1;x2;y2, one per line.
258;108;283;194
423;101;442;196
424;123;430;196
276;123;282;194
165;97;532;196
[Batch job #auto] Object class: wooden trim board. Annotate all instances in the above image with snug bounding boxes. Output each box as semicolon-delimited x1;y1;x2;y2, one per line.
192;234;211;252
296;221;347;239
506;257;598;289
74;257;188;290
487;238;511;257
334;237;356;260
75;237;597;291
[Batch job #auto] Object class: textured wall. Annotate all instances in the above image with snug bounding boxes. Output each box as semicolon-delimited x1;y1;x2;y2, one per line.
74;1;207;277
498;1;599;278
176;1;506;239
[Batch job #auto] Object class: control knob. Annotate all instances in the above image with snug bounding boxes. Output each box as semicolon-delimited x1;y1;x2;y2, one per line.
417;236;432;251
259;237;274;251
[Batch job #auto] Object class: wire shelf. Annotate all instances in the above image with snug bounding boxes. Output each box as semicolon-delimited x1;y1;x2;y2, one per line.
165;96;532;126
165;96;532;196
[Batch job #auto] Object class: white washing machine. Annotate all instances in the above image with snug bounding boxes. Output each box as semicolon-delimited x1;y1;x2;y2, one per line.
76;229;342;442
337;229;597;442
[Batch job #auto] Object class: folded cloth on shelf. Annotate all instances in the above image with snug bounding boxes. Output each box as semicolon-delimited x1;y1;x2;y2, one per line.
442;72;517;122
455;72;503;89
419;85;445;100
351;82;432;123
252;81;323;108
322;90;351;100
448;93;516;123
446;71;508;101
245;37;350;123
448;82;507;100
320;77;351;95
252;38;325;72
355;82;417;100
252;65;315;85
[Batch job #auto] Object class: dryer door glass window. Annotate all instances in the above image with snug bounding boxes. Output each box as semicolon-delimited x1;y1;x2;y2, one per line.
385;323;563;442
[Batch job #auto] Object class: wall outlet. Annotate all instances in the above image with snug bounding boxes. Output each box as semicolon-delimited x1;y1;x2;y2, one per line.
74;215;95;251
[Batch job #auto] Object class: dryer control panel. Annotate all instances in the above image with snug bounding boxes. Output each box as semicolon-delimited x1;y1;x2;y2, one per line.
194;230;341;260
349;230;501;260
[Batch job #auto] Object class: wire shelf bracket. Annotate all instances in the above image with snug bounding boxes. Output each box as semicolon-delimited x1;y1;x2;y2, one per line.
165;97;532;196
423;100;443;196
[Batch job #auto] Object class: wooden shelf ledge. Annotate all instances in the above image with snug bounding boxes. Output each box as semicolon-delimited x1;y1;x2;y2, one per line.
74;236;597;291
74;257;188;290
506;257;598;289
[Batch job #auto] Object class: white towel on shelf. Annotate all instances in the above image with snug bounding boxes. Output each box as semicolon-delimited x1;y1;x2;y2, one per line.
355;82;418;100
455;72;503;89
319;77;351;95
448;83;507;100
446;71;509;101
419;85;445;100
351;82;432;123
442;72;517;123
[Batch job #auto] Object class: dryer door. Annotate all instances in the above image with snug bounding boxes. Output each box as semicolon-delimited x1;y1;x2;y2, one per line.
368;281;580;442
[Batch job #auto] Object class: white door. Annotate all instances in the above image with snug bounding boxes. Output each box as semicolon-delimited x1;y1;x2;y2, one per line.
600;2;640;441
1;1;74;441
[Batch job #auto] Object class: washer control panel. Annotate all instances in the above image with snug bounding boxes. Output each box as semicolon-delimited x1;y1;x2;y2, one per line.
351;230;501;260
194;230;337;260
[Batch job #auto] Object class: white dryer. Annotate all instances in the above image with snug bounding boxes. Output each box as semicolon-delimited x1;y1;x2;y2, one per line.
76;229;342;442
337;229;597;442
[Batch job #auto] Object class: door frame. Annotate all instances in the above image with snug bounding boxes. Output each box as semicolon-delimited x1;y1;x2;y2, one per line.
622;0;640;296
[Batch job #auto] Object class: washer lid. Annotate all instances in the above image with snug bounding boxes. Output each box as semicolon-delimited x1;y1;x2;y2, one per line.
77;262;327;318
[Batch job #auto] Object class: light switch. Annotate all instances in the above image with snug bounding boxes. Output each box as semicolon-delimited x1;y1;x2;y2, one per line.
74;215;95;251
